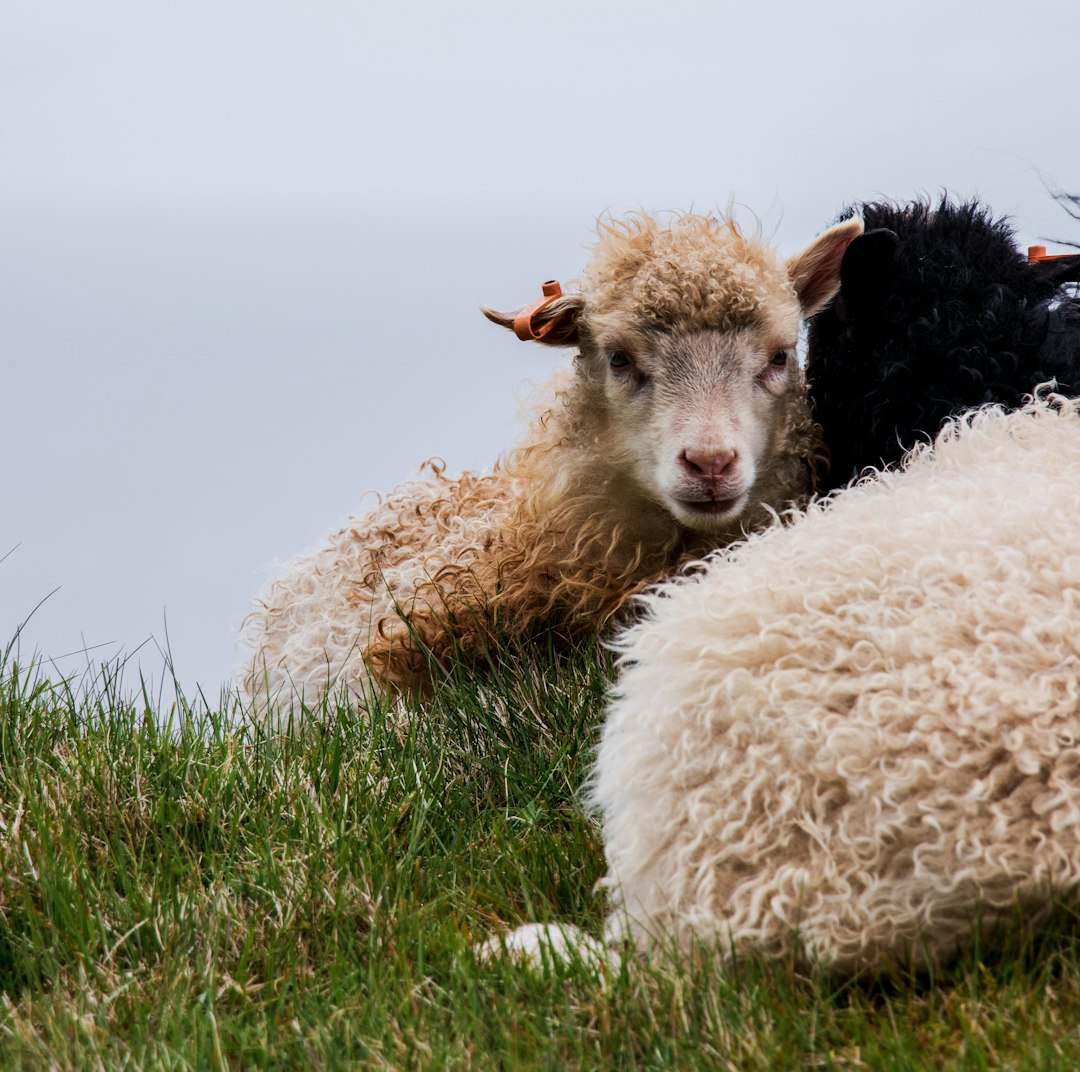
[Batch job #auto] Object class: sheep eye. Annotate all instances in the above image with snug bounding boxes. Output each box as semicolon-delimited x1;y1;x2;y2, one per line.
608;351;631;370
771;351;789;367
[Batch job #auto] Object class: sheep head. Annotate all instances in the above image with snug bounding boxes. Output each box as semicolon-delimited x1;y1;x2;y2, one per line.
483;212;861;534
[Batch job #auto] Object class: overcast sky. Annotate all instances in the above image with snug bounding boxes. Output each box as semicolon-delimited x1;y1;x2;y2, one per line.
3;0;1079;705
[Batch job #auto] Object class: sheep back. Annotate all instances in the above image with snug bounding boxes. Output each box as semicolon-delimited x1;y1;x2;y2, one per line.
242;385;703;708
594;394;1080;973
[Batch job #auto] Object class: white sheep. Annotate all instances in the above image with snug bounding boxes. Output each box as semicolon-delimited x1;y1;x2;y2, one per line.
585;393;1080;974
241;211;862;711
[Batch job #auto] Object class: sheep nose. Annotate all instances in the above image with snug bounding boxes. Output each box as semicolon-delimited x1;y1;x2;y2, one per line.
680;447;737;481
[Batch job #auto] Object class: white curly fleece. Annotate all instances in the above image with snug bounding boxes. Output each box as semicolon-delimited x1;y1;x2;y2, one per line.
592;394;1080;973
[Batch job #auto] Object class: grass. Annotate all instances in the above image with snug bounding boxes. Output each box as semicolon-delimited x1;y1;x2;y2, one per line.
3;641;1080;1070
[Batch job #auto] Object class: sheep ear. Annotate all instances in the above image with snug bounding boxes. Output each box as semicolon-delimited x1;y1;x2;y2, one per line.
481;289;584;347
787;217;865;317
838;228;899;317
1028;252;1080;288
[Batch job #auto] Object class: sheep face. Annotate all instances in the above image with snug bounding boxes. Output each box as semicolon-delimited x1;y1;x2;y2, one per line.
484;211;862;534
579;318;803;533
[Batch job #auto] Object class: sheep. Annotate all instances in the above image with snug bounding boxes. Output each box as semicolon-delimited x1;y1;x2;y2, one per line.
241;211;863;710
583;393;1080;974
806;197;1080;494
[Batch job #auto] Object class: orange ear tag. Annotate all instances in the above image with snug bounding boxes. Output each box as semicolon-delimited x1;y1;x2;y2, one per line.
1028;245;1076;263
513;280;563;341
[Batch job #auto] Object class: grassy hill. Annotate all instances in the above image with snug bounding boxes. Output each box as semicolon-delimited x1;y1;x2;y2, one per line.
3;642;1080;1070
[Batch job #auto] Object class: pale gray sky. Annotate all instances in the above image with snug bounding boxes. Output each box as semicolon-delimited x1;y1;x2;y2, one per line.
3;0;1079;702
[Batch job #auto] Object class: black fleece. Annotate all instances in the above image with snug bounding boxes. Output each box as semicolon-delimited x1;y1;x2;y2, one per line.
807;198;1080;494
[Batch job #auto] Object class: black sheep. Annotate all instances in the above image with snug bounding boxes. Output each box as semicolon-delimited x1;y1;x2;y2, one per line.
806;198;1080;494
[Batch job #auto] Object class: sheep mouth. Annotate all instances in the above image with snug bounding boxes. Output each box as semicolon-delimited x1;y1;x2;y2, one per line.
675;496;744;516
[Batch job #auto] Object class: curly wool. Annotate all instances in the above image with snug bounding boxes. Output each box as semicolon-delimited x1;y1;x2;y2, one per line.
583;214;796;333
593;394;1080;973
242;216;824;709
245;419;703;702
807;197;1080;493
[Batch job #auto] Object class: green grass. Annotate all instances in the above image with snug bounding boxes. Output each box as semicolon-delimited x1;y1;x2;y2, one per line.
3;641;1080;1070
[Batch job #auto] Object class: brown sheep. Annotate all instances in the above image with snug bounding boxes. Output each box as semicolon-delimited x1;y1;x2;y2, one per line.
242;211;861;713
